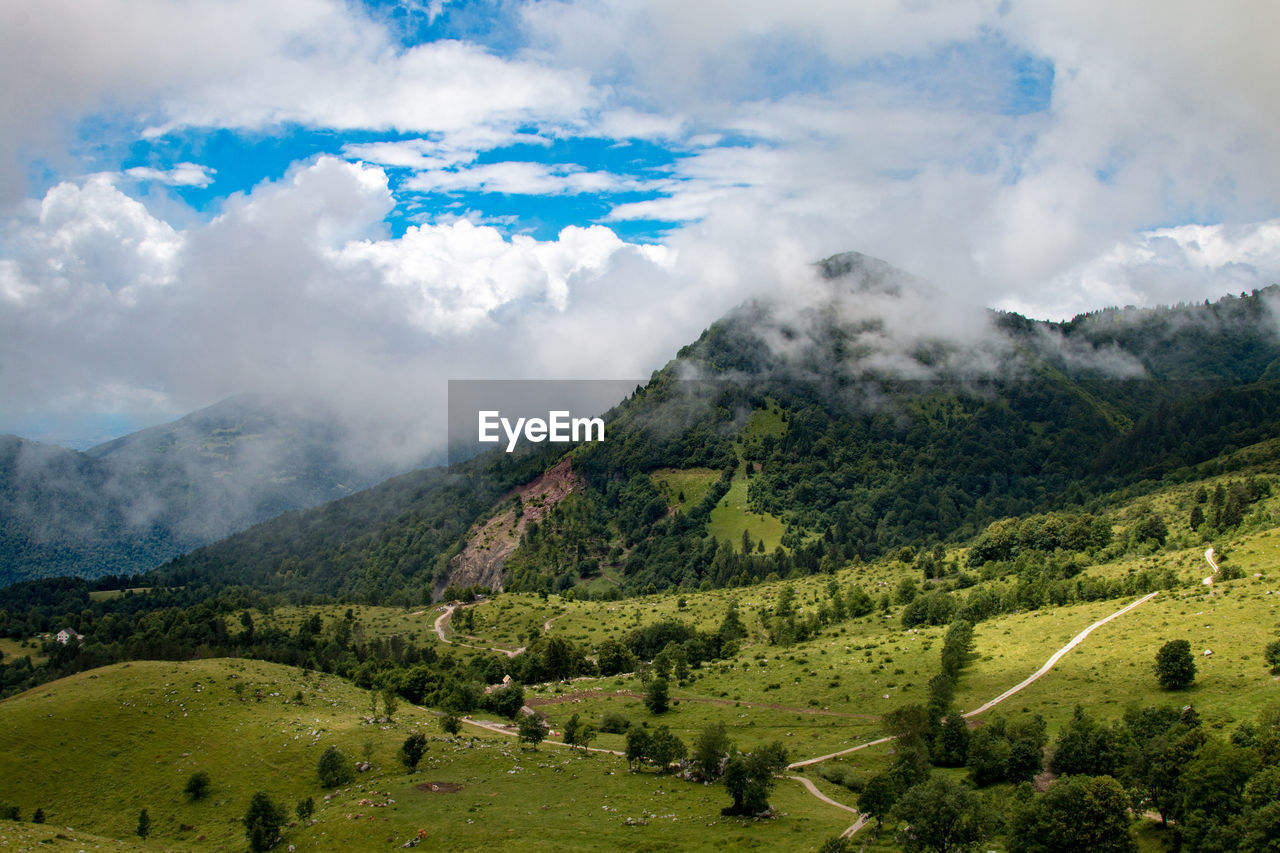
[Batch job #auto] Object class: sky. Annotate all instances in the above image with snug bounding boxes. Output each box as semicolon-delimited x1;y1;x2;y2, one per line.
4;0;1280;450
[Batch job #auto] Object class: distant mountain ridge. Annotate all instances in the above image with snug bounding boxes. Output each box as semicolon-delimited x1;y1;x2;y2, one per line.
0;394;424;586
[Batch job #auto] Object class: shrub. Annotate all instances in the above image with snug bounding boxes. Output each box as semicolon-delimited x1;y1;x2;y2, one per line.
317;745;354;788
184;770;212;800
243;792;287;853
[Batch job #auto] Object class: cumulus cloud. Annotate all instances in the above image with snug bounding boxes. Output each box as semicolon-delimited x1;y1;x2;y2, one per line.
0;0;595;201
0;157;709;459
523;0;1280;318
999;220;1280;321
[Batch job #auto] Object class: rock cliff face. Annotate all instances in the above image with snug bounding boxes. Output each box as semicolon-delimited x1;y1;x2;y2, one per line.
441;456;582;594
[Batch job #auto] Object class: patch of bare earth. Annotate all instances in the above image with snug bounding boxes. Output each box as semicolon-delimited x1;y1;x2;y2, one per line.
415;782;463;794
443;457;584;593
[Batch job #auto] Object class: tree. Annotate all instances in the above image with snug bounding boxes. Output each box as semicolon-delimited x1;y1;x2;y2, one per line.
517;712;549;749
399;732;427;772
440;712;462;736
32;808;45;824
935;714;971;767
691;722;733;781
718;601;747;644
1155;639;1196;689
561;713;596;750
1007;775;1135;853
884;704;933;750
966;727;1010;787
596;639;636;676
296;797;314;822
722;742;788;816
1048;706;1132;778
136;808;151;839
940;621;975;681
243;791;287;853
1264;638;1280;674
649;725;687;771
1134;513;1169;546
184;769;212;800
485;681;525;719
626;726;653;770
859;772;898;832
1006;738;1043;784
645;677;670;714
562;712;582;747
381;685;399;721
892;775;989;853
1178;739;1259;835
317;745;354;788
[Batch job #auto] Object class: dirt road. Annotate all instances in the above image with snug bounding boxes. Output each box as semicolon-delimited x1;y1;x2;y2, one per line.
785;590;1161;835
432;603;524;658
1203;547;1219;586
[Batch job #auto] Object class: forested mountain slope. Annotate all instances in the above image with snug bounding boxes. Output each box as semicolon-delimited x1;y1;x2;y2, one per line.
147;255;1280;603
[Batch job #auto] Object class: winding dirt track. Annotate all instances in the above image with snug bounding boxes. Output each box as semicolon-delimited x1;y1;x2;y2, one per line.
1203;547;1220;586
433;603;566;658
433;590;1162;839
786;590;1161;836
433;603;525;658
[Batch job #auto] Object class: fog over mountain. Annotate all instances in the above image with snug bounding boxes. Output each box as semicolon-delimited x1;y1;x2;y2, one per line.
0;393;435;585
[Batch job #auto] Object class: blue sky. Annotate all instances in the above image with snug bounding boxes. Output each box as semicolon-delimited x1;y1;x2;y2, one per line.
3;0;1280;449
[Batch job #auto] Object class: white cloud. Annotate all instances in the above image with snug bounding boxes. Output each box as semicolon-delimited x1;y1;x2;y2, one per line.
343;139;479;172
0;0;596;201
125;163;216;187
0;157;695;456
12;174;182;300
402;161;651;196
524;0;1280;317
148;38;594;139
522;0;999;107
998;220;1280;321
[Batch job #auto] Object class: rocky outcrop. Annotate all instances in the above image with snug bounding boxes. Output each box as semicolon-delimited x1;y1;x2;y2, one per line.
440;456;582;594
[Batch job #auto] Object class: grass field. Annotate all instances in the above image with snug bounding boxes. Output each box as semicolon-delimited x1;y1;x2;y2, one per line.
707;470;787;553
0;637;46;665
0;659;852;852
650;467;719;511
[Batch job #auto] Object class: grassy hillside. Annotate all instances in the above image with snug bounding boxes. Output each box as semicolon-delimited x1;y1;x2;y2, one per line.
4;508;1277;850
0;659;850;852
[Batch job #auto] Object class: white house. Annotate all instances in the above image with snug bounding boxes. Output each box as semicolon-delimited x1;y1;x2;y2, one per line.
54;628;83;645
